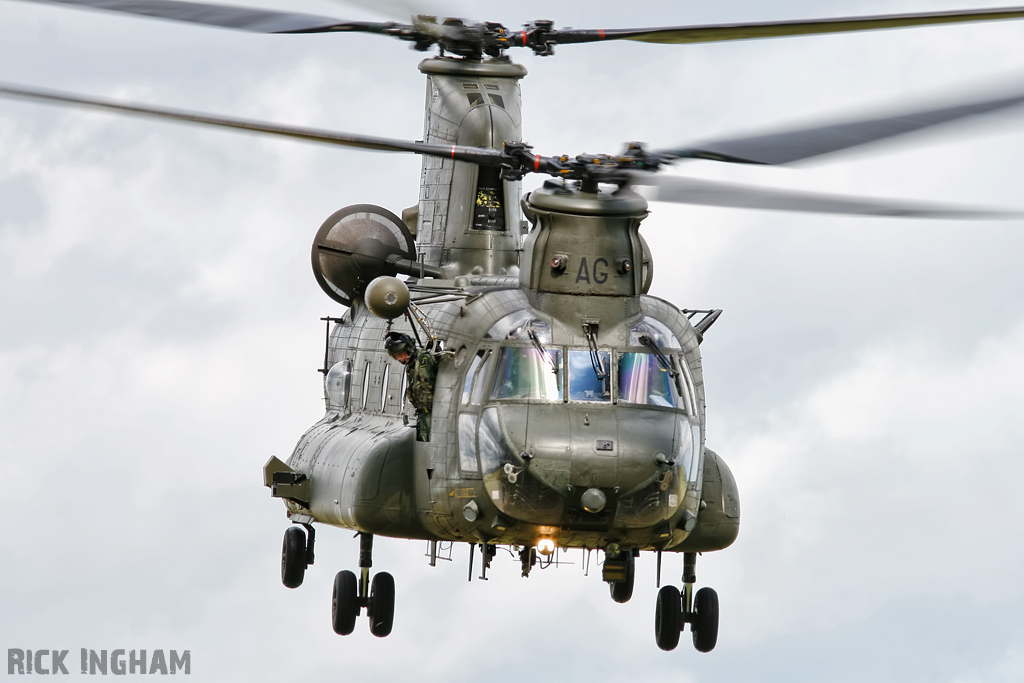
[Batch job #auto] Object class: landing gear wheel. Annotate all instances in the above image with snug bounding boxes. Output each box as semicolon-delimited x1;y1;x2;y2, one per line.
368;571;396;638
609;552;635;604
281;526;306;589
691;587;720;653
331;570;359;636
655;585;682;651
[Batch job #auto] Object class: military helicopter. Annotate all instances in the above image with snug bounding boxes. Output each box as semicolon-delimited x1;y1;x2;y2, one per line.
4;0;1024;654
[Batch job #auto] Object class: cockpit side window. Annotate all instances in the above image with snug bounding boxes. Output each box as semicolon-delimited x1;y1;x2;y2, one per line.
471;350;495;405
460;350;485;406
674;355;698;417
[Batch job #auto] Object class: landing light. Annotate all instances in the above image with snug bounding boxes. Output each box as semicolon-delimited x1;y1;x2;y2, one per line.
537;538;556;556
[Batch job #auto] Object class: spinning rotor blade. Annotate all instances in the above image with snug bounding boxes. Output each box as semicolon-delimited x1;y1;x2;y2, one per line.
0;82;504;165
18;1;1024;55
13;0;389;34
632;174;1020;219
552;6;1024;46
656;88;1024;166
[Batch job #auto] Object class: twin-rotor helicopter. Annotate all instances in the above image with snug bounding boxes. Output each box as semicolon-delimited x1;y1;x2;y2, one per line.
5;0;1024;653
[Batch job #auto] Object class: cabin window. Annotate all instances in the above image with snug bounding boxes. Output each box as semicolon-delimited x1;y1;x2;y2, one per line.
617;352;678;408
400;366;408;409
567;350;610;402
490;347;563;401
380;363;391;412
361;361;371;409
325;359;352;408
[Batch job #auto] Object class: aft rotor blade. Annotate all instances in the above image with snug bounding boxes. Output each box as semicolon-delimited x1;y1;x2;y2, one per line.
655;88;1024;166
633;174;1021;219
14;0;398;34
551;6;1024;46
0;82;504;165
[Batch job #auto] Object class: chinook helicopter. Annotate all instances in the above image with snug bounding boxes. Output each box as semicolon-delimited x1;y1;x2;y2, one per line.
4;0;1024;654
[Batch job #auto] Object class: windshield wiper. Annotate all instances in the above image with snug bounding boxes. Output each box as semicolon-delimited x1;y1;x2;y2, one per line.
639;334;679;377
527;328;558;375
582;322;607;380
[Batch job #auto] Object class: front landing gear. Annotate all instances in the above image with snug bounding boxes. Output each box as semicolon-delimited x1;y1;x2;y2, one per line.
368;572;396;637
332;570;358;635
655;552;720;652
331;533;396;638
604;549;636;603
691;586;720;652
655;585;682;650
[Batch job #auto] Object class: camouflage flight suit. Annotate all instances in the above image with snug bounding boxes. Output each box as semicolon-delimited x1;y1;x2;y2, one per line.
405;350;440;442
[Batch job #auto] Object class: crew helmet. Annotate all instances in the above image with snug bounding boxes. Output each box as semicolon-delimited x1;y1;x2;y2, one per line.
384;332;416;360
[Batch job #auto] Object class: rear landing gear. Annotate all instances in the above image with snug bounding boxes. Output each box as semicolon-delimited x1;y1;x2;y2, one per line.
654;552;719;653
281;524;314;589
331;533;396;638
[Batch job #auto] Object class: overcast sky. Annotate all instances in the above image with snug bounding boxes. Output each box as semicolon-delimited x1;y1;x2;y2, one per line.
2;1;1024;681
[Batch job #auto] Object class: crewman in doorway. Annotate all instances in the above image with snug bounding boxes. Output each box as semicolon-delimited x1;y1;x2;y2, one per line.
384;331;440;442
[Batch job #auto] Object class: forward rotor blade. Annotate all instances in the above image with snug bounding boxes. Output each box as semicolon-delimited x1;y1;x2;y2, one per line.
551;6;1024;46
14;0;394;34
655;88;1024;166
0;82;504;165
633;174;1020;219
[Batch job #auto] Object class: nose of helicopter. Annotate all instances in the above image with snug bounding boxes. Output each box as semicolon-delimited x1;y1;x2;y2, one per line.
478;403;693;528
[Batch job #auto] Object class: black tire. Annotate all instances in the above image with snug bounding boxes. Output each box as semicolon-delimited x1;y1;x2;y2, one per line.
655;585;682;651
609;552;635;604
368;572;396;638
281;526;306;589
331;570;359;636
692;587;720;653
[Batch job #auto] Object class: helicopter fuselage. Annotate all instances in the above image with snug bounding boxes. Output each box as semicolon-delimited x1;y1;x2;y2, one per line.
266;57;740;556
